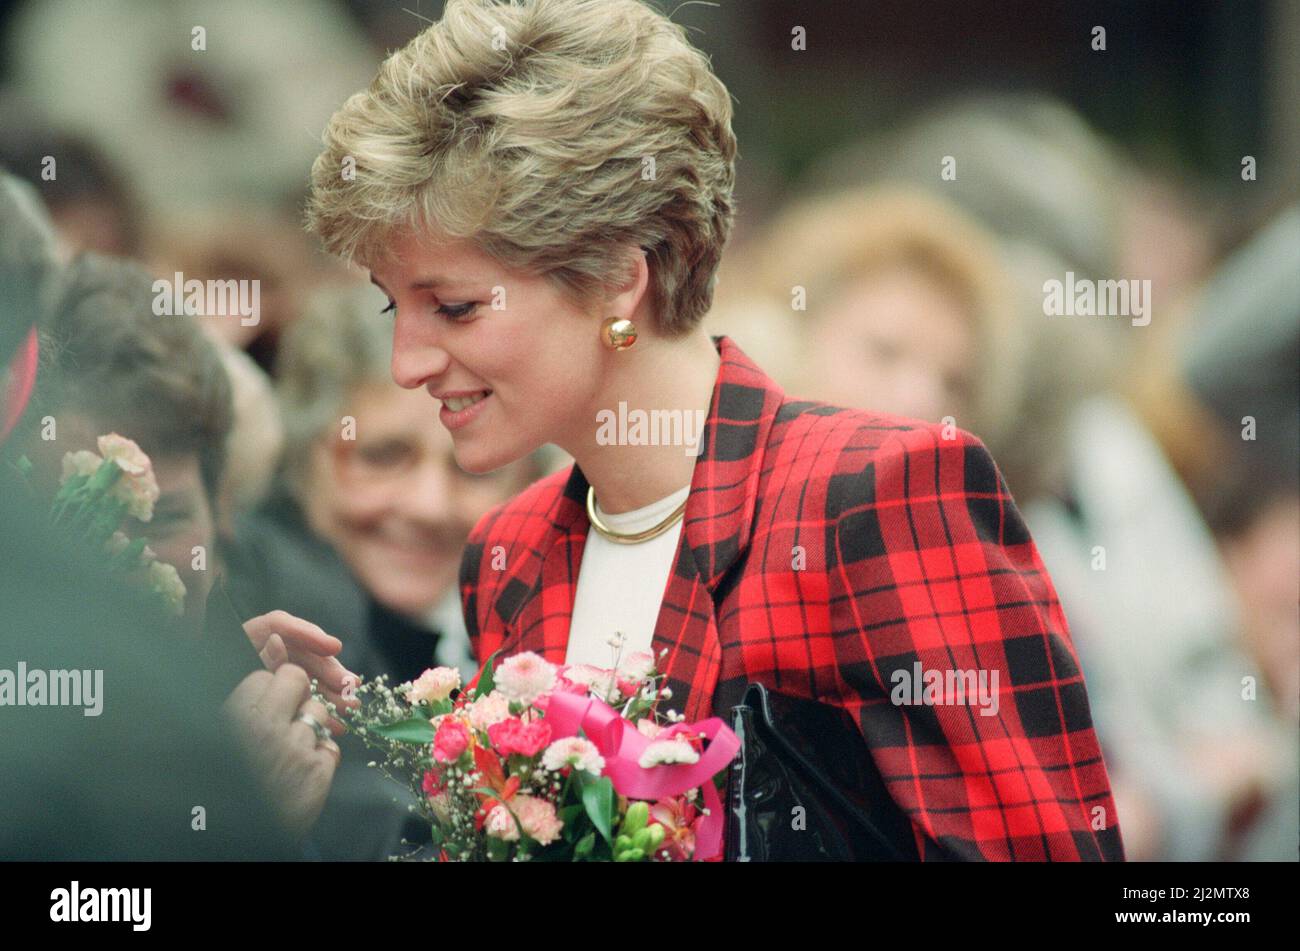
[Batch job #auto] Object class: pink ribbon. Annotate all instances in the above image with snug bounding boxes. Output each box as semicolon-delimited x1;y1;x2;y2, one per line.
544;691;739;861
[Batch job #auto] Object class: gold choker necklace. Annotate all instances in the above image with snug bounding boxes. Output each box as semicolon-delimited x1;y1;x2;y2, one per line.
586;485;688;545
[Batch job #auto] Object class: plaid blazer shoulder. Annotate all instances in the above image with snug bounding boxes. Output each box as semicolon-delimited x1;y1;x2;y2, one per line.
460;336;1124;861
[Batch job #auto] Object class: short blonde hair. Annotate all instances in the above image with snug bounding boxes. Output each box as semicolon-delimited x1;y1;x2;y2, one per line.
306;0;736;334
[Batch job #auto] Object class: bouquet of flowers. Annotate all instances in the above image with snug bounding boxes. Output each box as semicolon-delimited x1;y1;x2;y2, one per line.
12;432;186;616
338;642;739;862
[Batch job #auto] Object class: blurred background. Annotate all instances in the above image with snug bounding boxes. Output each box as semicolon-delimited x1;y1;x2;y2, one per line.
0;0;1296;861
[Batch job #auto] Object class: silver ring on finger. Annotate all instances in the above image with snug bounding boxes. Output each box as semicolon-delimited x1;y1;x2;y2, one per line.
294;711;331;746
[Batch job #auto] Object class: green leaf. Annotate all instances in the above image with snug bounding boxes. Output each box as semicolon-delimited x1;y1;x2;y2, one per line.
86;458;123;495
579;774;615;845
574;831;596;858
420;698;453;718
473;650;502;699
123;536;148;564
52;473;87;506
372;717;436;744
559;804;586;843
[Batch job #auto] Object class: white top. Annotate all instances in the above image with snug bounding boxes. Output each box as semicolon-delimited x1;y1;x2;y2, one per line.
565;483;691;668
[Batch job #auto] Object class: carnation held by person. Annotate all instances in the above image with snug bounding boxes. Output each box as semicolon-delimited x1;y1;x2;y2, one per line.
307;0;1124;860
12;431;186;617
340;649;738;861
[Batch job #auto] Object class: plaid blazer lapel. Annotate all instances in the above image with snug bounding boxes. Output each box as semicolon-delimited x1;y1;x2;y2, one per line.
650;337;784;721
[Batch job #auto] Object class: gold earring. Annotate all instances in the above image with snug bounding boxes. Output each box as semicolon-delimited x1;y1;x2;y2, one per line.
601;317;637;351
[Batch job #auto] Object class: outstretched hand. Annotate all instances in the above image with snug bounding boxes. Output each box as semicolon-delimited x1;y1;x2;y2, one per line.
223;664;341;841
243;610;359;730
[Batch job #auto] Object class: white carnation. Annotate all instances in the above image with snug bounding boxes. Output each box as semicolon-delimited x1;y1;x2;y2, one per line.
405;666;460;704
638;738;699;768
541;736;605;775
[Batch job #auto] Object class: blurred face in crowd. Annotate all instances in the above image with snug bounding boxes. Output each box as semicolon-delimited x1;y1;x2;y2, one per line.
48;200;133;261
1219;493;1300;721
23;412;216;631
804;264;976;424
133;453;216;628
373;229;605;476
302;380;527;618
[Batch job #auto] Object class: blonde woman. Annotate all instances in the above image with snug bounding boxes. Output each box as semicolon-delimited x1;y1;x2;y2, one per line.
737;186;1024;457
307;0;1121;861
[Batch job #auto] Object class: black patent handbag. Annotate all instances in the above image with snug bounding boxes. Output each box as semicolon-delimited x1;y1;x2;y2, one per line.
724;682;920;861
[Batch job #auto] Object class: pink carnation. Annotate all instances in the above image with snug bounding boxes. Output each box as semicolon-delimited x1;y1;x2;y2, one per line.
467;691;511;731
494;651;557;706
512;794;564;845
432;717;470;763
618;650;657;682
559;665;639;701
97;433;150;475
556;664;637;703
487;716;552;758
559;664;611;692
98;433;160;521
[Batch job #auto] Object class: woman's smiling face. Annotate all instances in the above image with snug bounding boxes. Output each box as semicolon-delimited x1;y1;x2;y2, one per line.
371;229;605;474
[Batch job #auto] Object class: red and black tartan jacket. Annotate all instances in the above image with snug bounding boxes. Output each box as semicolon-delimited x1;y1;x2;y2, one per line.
460;335;1124;861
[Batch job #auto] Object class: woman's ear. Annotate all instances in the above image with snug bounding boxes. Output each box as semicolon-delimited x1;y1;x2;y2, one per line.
603;246;652;322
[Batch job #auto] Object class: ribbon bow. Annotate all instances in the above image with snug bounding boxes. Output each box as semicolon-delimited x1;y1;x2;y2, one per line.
544;691;739;860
